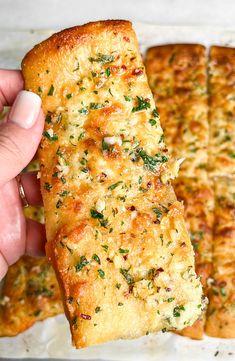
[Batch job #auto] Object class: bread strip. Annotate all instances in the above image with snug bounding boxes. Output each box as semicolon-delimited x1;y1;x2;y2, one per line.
145;44;208;179
208;46;235;177
206;177;235;338
22;21;203;348
173;176;214;339
0;256;62;336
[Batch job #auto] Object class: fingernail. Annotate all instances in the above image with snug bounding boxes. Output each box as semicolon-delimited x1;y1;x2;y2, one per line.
9;90;41;129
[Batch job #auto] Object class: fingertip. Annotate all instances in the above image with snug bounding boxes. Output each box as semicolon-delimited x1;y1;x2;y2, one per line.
25;219;46;257
9;90;42;129
0;252;8;281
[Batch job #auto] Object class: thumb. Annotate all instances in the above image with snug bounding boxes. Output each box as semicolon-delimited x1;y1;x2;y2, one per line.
0;90;44;187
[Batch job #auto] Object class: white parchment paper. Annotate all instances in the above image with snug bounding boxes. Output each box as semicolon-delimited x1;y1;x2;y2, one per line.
0;22;234;360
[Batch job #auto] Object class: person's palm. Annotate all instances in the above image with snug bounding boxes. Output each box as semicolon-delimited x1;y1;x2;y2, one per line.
0;70;45;279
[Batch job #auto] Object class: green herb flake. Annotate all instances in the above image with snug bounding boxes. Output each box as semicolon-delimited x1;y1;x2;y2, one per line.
118;302;123;306
120;268;134;285
116;283;121;289
98;269;105;279
137;148;168;172
167;297;175;303
149;119;157;126
68;296;73;304
90;209;104;219
101;244;108;252
43;131;58;142
88;53;114;64
132;96;151;113
90;102;104;110
95;306;101;313
220;287;227;297
108;181;123;191
45;114;52;124
73;61;80;71
66;93;72;99
56;199;63;209
105;67;111;77
173;305;185;317
44;182;52;191
152;207;162;218
47;84;54;96
92;254;101;264
124;95;131;101
34;309;41;317
119;248;129;254
75;256;89;272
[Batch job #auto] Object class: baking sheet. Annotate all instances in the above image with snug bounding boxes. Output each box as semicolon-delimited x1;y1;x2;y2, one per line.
0;22;235;360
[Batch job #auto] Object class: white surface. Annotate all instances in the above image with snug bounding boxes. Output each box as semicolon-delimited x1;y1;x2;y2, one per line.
0;0;235;30
0;21;235;360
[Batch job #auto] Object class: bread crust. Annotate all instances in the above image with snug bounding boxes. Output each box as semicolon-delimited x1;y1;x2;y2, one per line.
22;21;203;348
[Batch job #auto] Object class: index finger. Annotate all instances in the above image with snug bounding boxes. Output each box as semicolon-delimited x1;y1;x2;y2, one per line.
0;70;24;112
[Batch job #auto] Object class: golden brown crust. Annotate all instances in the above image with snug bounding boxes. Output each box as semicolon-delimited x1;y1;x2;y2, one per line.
0;256;63;337
145;44;208;178
206;177;235;338
208;46;235;177
22;22;203;348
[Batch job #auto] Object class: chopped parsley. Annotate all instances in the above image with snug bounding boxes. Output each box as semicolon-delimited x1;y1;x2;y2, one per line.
132;96;151;113
137;148;168;172
124;95;131;101
108;181;123;191
75;256;89;272
173;305;185;317
45;114;52;124
90;102;105;110
47;84;54;96
120;268;134;285
92;254;101;264
88;53;114;64
66;93;72;99
105;67;111;77
149;119;157;126
95;306;101;313
119;248;129;254
98;269;105;279
44;182;52;191
43;131;58;141
90;209;103;219
56;199;63;208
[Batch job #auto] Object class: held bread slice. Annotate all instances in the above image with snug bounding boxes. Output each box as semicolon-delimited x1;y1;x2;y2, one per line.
22;20;203;348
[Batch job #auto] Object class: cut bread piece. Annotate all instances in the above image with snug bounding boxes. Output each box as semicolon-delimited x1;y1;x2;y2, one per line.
22;20;203;348
0;256;63;337
206;177;235;338
208;46;235;178
173;176;214;339
145;44;208;179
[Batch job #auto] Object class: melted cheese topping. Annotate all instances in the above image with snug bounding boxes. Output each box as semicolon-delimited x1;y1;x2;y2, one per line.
22;21;203;348
145;44;209;179
0;256;62;337
206;177;235;338
208;46;235;177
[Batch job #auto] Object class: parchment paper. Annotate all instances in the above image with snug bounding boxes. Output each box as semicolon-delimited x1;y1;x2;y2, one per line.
0;22;235;360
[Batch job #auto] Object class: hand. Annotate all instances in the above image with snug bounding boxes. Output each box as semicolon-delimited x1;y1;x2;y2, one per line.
0;69;45;280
